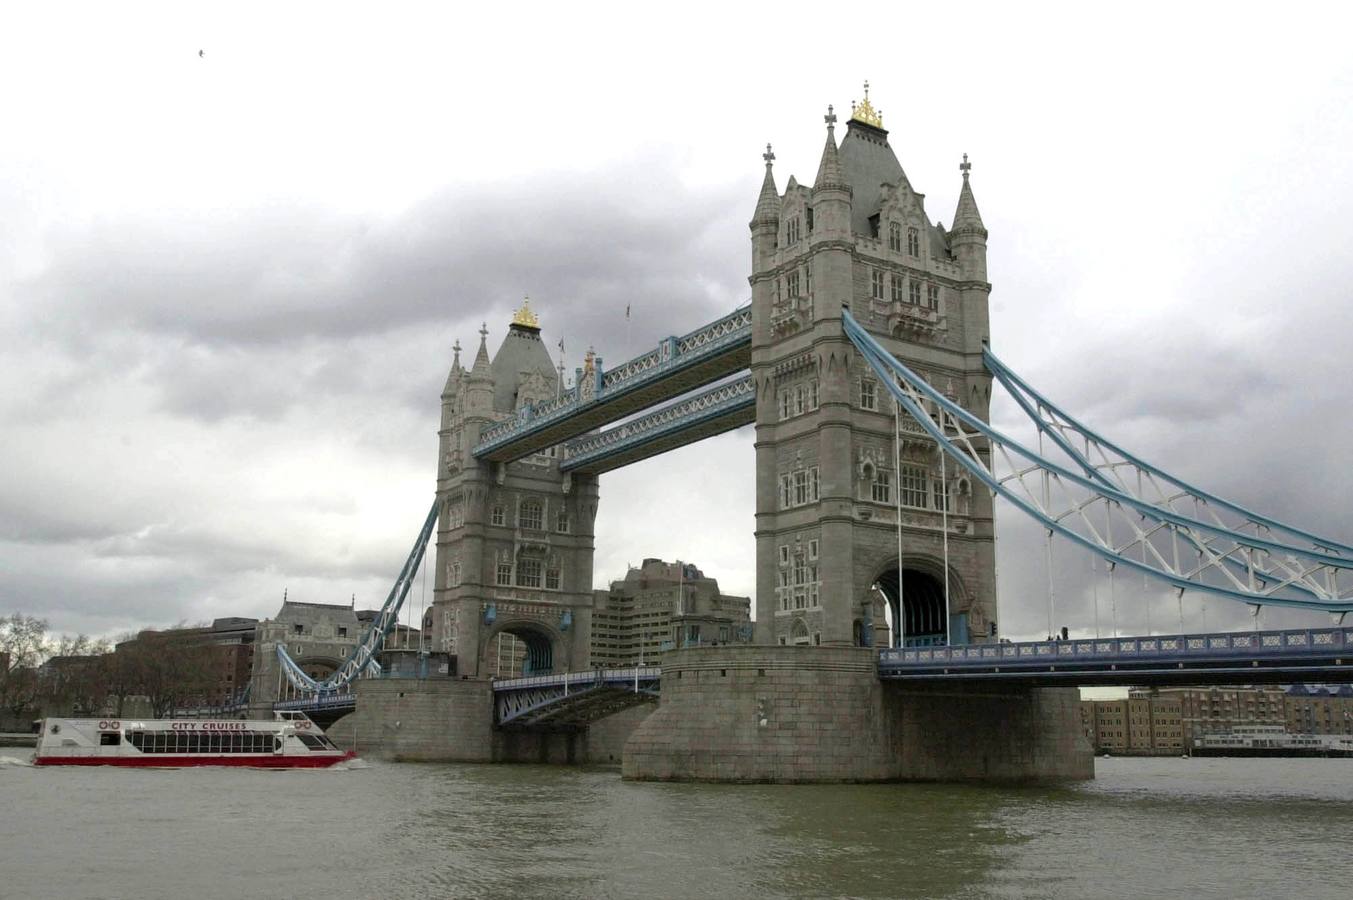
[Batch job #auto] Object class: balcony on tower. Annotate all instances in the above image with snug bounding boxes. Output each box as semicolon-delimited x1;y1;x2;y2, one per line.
881;297;946;340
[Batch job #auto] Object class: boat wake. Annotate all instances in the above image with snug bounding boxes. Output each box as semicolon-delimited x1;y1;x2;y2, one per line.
0;755;35;767
335;757;371;770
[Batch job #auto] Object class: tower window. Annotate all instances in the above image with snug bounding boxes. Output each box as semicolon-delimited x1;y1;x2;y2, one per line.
780;391;793;421
555;508;569;533
806;207;814;233
888;222;902;252
519;500;543;531
860;379;878;411
909;281;922;305
890;273;903;303
808;380;820;410
786;216;802;245
933;477;951;512
786;272;800;298
927;285;940;311
871;269;884;300
545;564;560;590
901;466;928;508
491;506;505;527
516;558;542;588
496;563;512;586
907;227;920;257
871;469;892;504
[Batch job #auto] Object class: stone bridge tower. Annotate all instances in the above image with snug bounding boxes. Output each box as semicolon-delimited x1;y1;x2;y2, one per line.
427;302;598;676
750;87;997;649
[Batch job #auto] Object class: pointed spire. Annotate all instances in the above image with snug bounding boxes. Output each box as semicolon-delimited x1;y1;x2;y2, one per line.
442;337;464;397
471;321;491;374
814;104;847;191
952;153;986;236
752;143;780;225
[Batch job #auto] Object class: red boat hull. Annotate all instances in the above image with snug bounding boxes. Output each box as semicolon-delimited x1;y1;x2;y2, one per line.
34;751;355;768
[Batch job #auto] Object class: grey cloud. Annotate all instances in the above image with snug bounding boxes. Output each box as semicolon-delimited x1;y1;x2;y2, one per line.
18;159;749;353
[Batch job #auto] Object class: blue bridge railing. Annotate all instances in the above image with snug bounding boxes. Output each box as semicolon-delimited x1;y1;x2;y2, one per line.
880;626;1353;685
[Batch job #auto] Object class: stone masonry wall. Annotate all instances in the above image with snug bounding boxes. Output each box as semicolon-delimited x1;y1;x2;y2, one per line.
330;678;495;762
623;646;1092;783
332;677;656;766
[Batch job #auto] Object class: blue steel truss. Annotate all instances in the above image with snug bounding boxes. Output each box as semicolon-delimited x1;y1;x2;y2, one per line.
983;346;1353;586
841;309;1353;614
560;376;755;474
879;625;1353;686
275;499;439;696
474;305;752;462
493;667;661;728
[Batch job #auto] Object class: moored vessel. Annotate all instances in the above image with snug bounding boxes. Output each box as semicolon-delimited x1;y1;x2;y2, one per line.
33;714;354;768
1190;725;1353;758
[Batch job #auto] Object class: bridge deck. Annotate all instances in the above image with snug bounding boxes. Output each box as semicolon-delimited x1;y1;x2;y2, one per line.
493;668;661;728
880;626;1353;686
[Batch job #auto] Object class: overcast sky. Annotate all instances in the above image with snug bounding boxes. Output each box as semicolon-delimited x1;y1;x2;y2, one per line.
3;3;1351;647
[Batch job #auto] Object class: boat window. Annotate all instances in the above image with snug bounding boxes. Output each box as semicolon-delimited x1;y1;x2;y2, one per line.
99;732;121;746
126;729;282;754
295;733;329;751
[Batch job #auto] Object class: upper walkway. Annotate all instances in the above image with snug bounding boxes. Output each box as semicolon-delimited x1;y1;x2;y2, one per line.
559;376;754;474
473;305;751;463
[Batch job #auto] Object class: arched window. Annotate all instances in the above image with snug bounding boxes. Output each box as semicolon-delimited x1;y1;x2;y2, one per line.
907;227;920;256
888;221;902;251
790;619;811;646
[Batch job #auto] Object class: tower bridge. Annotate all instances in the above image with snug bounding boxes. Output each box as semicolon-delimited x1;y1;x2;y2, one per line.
274;86;1352;781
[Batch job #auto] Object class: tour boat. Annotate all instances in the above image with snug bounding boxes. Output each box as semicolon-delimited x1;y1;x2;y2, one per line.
33;714;355;768
1190;724;1353;758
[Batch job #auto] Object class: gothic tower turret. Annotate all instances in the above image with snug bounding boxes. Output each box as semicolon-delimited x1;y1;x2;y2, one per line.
749;85;999;650
428;301;597;677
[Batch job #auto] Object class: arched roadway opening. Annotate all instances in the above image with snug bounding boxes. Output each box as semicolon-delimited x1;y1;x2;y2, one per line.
871;563;960;648
480;621;561;677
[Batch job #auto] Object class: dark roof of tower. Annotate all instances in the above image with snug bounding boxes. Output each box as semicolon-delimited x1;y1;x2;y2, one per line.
490;321;559;412
839;119;905;236
837;118;953;257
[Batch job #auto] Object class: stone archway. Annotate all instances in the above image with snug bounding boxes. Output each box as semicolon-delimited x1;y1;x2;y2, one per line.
479;620;563;677
871;559;967;648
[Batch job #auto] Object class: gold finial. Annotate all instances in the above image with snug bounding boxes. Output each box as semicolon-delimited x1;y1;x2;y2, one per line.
511;295;540;329
850;80;883;129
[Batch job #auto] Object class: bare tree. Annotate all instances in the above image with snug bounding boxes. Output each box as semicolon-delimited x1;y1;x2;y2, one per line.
119;631;220;717
0;613;49;726
40;634;113;716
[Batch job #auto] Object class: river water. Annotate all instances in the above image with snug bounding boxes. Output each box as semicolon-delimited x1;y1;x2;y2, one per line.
1;753;1350;899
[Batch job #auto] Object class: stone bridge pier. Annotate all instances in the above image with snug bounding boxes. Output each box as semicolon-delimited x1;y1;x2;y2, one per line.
622;646;1091;782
